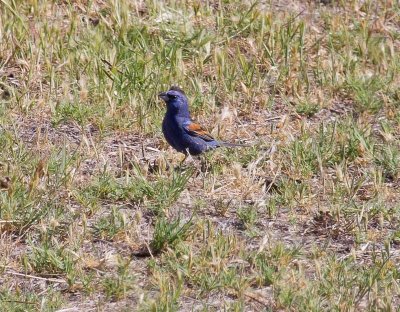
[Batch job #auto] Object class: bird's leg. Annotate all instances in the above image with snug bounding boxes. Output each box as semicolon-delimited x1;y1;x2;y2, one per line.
187;150;195;163
181;148;196;164
179;149;200;174
200;155;210;173
180;152;188;165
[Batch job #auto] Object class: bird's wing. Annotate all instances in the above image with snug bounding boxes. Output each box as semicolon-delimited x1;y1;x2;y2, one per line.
183;122;215;142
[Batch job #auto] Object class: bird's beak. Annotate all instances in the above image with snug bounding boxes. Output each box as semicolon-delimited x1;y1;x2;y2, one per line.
158;92;169;101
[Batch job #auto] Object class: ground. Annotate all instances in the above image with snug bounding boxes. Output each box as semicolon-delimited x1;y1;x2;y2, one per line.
0;0;400;311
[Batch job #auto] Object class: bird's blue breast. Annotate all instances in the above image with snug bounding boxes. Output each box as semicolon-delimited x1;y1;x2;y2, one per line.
162;115;184;152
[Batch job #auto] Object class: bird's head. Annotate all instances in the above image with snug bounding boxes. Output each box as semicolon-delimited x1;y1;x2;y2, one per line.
159;86;190;116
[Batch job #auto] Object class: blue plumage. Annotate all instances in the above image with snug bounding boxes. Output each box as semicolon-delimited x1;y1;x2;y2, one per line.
159;86;248;156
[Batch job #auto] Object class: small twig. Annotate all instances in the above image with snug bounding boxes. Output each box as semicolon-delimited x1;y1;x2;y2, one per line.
55;307;94;312
281;9;306;28
101;58;123;75
265;115;287;122
211;181;235;195
227;286;272;308
5;270;67;284
146;146;161;153
0;300;36;305
244;291;272;307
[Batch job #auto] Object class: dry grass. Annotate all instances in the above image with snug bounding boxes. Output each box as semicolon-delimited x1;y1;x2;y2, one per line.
1;0;400;311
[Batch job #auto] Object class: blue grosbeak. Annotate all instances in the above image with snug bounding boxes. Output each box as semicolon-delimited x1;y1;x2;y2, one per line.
159;86;248;156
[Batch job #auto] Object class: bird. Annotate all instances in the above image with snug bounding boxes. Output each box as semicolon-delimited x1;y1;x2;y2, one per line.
159;86;249;157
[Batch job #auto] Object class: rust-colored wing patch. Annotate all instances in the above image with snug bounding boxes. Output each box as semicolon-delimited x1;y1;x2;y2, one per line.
184;122;215;141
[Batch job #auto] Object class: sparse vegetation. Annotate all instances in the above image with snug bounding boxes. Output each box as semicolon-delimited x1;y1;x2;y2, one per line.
1;0;400;310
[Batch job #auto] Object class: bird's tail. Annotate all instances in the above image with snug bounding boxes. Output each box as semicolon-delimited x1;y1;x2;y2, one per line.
218;141;252;148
